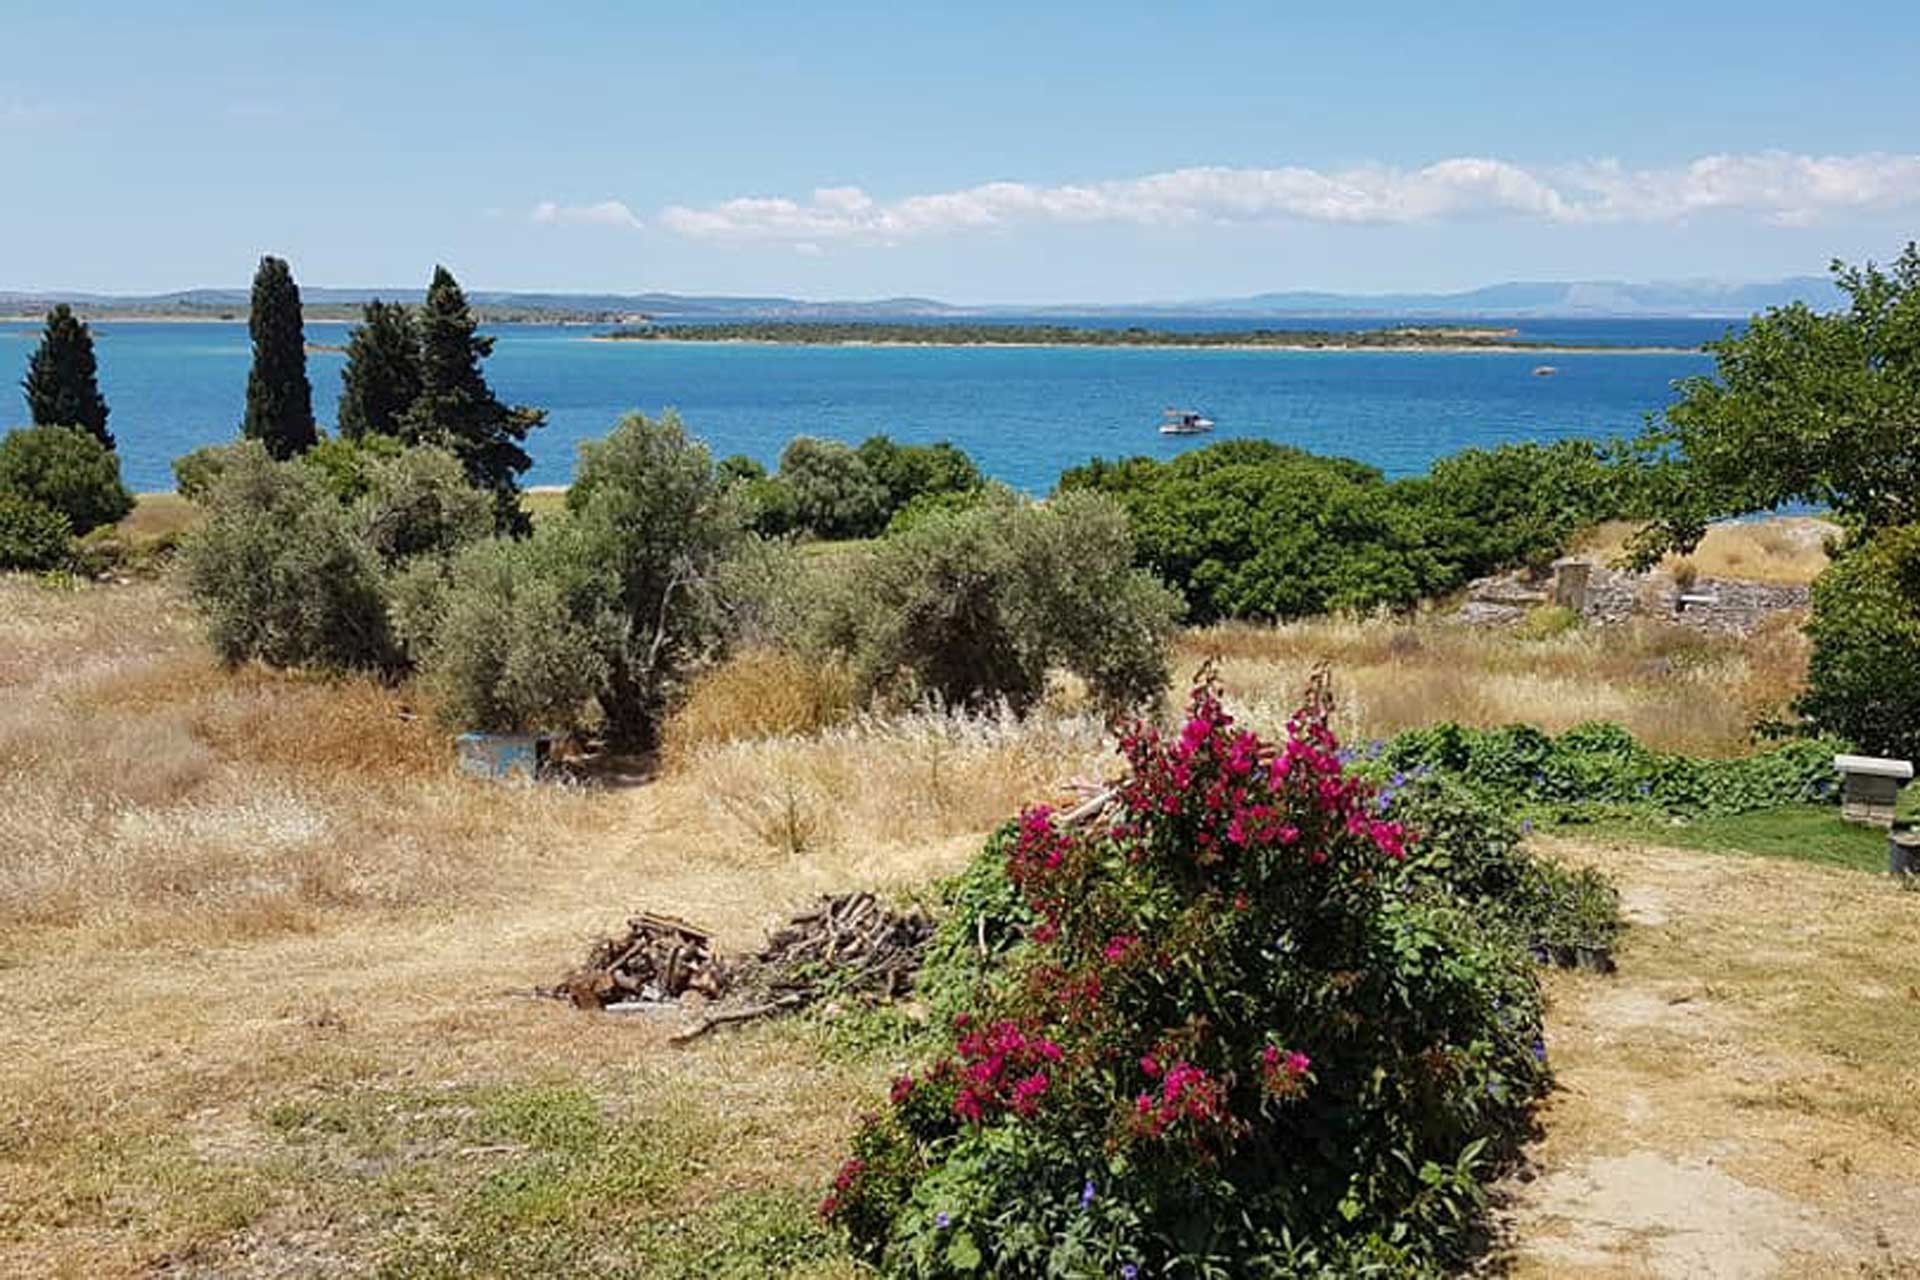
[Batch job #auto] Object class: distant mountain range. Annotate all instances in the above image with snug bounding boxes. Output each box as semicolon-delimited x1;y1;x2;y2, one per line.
0;276;1844;320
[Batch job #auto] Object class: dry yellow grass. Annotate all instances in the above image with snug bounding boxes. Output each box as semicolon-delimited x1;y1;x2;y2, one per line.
1181;612;1807;756
4;571;1904;1277
659;647;859;769
1575;516;1838;585
0;577;616;948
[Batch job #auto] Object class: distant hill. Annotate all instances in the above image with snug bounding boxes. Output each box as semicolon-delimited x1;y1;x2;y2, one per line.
0;276;1844;321
1142;277;1846;318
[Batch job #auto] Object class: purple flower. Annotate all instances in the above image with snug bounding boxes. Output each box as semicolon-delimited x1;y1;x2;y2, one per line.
1520;817;1534;834
1531;1037;1548;1063
1121;1266;1139;1280
1080;1178;1096;1207
935;1212;950;1229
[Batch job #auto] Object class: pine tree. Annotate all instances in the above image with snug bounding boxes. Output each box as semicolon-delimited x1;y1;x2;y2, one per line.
22;304;112;449
337;300;422;439
241;255;317;459
402;265;545;531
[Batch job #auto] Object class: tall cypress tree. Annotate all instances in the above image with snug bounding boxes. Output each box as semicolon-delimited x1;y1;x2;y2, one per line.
22;304;112;449
337;300;422;440
403;265;545;531
241;255;317;458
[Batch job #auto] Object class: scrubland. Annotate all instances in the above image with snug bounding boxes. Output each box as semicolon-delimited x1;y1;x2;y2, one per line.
1;568;1913;1277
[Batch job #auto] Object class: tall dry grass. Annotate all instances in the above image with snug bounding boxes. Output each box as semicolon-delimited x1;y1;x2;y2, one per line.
1180;613;1808;756
668;705;1112;862
660;646;858;769
1574;516;1837;585
0;578;611;949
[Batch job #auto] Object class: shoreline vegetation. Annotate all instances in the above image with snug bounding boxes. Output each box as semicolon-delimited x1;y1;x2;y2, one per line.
0;314;1698;353
590;321;1694;353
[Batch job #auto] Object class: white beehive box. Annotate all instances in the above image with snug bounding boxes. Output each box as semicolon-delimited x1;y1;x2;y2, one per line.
1833;754;1913;827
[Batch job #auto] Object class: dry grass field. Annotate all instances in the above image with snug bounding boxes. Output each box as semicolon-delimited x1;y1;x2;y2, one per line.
1573;516;1838;586
1;571;1911;1278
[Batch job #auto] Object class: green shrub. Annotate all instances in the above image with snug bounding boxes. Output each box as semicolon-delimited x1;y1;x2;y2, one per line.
820;491;1181;716
1412;439;1639;576
1796;526;1920;762
300;431;404;502
829;680;1552;1276
1385;775;1620;955
407;529;617;733
0;492;73;571
0;424;133;536
777;436;888;540
351;444;493;568
857;435;983;515
1058;438;1643;623
1376;720;1839;821
172;443;243;503
566;411;748;746
180;443;393;669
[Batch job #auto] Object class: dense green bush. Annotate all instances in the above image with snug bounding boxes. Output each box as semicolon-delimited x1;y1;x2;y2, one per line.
726;435;987;541
818;490;1181;716
1385;775;1620;956
1797;525;1920;761
829;681;1555;1276
404;412;745;740
0;424;134;536
0;491;73;571
857;436;983;515
565;411;748;744
1376;720;1839;821
301;432;404;502
351;445;494;569
181;443;394;669
173;443;242;503
404;527;617;733
1408;439;1641;575
774;436;889;540
1059;439;1642;623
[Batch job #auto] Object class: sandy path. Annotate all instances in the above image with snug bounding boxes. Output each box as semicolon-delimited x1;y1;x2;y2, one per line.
1493;837;1920;1278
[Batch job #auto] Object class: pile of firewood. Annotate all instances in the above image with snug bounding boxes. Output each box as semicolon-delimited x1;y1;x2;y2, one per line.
551;892;936;1037
558;912;729;1010
757;891;934;1000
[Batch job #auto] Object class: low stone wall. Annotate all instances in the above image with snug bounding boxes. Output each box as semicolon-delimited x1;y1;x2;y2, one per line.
1460;564;1808;635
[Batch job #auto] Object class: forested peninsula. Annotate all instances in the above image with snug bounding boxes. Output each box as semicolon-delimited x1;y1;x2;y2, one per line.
592;321;1692;351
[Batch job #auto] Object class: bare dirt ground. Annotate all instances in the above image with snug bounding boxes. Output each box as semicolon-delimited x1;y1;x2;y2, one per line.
1494;837;1920;1279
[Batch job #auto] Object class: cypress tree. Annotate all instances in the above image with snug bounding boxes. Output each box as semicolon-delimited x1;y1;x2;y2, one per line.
337;300;422;439
241;255;317;458
403;265;545;531
22;304;112;449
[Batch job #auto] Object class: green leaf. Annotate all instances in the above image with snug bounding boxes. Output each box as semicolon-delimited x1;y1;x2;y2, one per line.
945;1228;983;1271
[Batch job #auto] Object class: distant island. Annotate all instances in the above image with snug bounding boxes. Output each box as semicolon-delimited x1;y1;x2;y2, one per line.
593;321;1660;352
0;272;1836;327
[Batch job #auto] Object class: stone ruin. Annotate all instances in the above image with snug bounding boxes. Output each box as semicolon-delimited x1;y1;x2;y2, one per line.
1458;556;1809;635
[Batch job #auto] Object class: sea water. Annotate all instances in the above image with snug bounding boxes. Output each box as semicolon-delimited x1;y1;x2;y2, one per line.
0;317;1724;493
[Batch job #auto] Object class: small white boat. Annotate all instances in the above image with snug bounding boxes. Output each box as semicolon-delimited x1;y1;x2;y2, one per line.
1532;365;1558;377
1159;407;1215;435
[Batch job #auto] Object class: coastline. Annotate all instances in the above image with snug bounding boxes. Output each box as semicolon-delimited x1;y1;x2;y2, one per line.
582;335;1699;356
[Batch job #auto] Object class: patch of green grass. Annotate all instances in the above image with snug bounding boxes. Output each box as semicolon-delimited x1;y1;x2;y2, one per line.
257;1077;854;1279
1583;804;1896;872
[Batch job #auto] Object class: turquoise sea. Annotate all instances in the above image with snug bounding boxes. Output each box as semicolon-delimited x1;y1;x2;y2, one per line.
0;317;1726;493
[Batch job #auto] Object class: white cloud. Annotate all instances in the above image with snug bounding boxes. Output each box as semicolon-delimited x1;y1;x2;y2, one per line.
530;199;644;230
650;151;1920;244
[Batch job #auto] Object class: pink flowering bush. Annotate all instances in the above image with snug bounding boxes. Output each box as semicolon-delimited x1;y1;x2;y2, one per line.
828;677;1554;1277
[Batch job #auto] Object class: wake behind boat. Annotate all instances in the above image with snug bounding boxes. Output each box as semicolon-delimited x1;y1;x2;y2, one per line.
1159;407;1215;435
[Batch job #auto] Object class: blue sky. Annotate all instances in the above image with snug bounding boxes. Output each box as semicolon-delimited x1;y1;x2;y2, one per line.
3;1;1918;302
